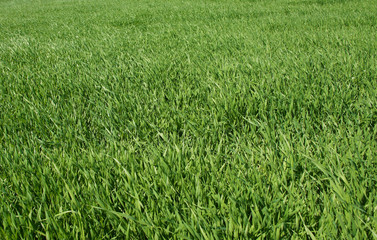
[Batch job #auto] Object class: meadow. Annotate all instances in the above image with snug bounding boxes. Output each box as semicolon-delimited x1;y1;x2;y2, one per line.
0;0;376;238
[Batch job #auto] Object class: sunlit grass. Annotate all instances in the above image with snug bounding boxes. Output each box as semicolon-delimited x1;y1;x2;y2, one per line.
1;0;376;238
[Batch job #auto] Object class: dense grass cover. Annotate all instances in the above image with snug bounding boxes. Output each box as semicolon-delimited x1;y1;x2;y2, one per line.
1;0;376;238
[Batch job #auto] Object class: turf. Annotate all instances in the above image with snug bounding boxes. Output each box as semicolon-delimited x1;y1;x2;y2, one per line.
1;0;377;238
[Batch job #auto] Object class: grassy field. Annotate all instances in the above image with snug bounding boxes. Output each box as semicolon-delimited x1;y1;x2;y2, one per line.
1;0;377;238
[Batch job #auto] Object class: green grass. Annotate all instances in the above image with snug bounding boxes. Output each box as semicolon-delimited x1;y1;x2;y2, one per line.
1;0;377;238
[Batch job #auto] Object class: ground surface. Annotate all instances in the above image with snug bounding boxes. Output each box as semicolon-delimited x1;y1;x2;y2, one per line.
1;0;377;238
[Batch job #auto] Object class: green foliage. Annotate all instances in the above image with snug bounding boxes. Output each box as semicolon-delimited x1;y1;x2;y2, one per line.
1;0;376;238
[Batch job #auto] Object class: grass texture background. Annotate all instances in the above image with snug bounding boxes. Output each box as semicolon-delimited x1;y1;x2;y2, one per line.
0;0;376;238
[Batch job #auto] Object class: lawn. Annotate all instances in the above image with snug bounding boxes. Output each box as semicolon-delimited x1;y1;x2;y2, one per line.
1;0;376;238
